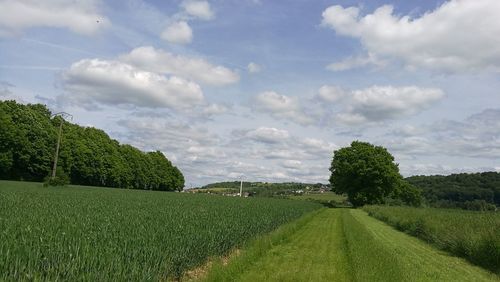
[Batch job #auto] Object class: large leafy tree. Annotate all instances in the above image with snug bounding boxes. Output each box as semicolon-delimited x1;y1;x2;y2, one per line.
330;141;413;207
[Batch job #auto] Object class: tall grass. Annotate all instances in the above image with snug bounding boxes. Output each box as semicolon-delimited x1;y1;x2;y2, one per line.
0;181;321;280
363;205;500;274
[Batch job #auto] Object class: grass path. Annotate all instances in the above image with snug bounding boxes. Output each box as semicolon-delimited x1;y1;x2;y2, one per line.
201;209;499;282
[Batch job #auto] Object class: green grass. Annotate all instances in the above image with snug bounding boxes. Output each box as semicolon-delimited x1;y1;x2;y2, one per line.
0;180;321;280
363;205;500;274
202;209;499;282
291;192;347;202
202;209;352;282
289;192;350;208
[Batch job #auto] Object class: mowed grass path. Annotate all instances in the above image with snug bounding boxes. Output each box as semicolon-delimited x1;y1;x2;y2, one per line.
203;209;499;282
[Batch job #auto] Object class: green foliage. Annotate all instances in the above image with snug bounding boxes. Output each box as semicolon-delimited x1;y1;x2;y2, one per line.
43;176;69;187
390;180;422;207
406;172;500;209
0;100;56;180
329;141;415;207
200;181;329;197
0;181;321;280
0;100;184;191
363;205;500;274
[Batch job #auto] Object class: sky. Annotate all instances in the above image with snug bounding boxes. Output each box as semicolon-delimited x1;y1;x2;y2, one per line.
1;0;499;186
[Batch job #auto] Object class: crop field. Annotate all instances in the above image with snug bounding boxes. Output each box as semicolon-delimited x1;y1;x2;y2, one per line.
290;192;347;202
0;181;320;280
202;209;498;281
363;205;500;274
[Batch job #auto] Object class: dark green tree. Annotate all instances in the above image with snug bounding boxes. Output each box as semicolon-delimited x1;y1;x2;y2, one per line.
329;141;411;207
0;100;184;191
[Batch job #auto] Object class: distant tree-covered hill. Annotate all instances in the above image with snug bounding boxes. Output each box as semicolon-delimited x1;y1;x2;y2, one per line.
406;172;500;209
201;181;329;197
0;100;184;191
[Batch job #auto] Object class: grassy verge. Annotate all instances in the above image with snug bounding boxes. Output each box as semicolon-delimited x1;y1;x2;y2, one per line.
363;205;500;274
201;209;499;281
198;209;328;282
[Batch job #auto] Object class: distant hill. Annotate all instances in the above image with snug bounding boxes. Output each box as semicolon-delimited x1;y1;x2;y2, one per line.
406;172;500;209
199;181;330;197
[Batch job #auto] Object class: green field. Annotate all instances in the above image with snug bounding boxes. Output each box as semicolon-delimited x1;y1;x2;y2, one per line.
2;180;499;281
0;181;320;280
202;209;499;281
363;205;500;274
290;192;347;202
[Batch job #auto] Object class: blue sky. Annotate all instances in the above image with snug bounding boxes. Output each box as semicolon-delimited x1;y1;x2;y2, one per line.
1;0;499;186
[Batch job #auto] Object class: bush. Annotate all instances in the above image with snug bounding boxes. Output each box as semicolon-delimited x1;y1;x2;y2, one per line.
43;173;69;187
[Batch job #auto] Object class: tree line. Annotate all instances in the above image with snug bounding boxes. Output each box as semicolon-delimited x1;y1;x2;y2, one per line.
0;100;184;191
406;172;499;210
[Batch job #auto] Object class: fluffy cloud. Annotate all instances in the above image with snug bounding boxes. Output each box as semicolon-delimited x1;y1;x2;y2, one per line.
326;53;386;71
322;0;500;72
0;0;110;36
120;46;239;86
253;91;314;125
335;86;444;125
282;160;302;169
245;127;290;143
202;103;229;115
317;85;346;102
385;108;500;160
247;62;262;73
181;0;214;20
117;116;336;185
161;21;193;44
61;59;203;109
299;138;337;155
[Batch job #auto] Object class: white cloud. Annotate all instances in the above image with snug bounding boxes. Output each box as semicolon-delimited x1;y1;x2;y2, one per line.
245;127;290;143
326;53;386;71
253;91;314;125
61;59;203;109
282;160;302;169
385;109;500;160
161;21;193;44
181;0;214;20
120;46;239;86
317;85;345;102
336;86;444;125
322;0;500;72
202;103;229;115
247;62;262;73
299;138;337;155
0;0;110;36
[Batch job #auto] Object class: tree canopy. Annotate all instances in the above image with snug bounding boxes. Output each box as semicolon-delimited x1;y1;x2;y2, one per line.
329;141;421;207
0;100;184;191
406;172;499;209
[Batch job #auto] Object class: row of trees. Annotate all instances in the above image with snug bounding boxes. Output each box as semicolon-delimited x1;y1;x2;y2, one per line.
406;172;499;209
0;100;184;191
